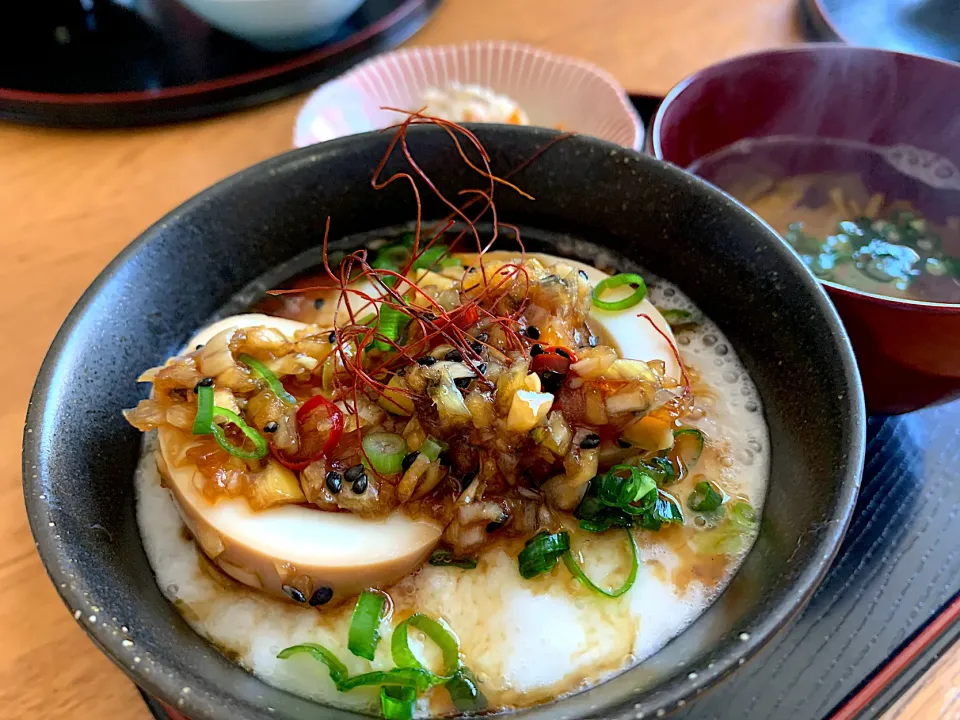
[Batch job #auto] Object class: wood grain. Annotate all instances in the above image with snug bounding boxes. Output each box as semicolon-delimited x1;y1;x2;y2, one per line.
881;648;960;720
1;0;950;718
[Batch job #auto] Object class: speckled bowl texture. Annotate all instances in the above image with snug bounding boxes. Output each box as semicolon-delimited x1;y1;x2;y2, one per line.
24;126;864;720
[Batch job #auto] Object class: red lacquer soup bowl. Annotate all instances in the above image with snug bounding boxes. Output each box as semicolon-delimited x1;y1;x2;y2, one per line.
652;45;960;414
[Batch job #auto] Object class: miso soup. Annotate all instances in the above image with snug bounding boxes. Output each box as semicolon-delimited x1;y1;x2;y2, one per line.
691;137;960;304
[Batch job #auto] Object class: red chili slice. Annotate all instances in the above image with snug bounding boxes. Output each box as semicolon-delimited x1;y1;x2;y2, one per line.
531;352;571;375
530;345;580;374
459;304;480;327
271;394;344;471
541;345;579;363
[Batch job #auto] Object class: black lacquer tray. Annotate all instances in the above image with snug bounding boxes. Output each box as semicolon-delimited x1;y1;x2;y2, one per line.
142;95;960;720
0;0;440;127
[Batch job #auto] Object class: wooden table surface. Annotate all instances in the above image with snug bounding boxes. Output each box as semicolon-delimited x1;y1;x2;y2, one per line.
1;0;955;718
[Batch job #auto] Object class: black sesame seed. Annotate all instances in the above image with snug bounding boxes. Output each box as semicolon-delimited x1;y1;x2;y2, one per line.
344;464;365;482
282;584;307;603
555;349;571;359
194;377;214;392
530;344;544;357
314;298;325;309
617;438;632;449
588;336;599;347
325;471;342;494
328;331;337;343
580;433;601;449
195;344;204;350
263;421;279;434
476;332;489;343
470;341;484;354
309;586;334;607
526;326;540;340
352;474;369;494
445;350;463;362
578;269;589;280
402;451;420;472
454;376;472;390
541;370;564;393
417;356;437;366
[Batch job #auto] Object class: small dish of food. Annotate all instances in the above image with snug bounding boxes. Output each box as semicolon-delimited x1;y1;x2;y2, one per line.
293;42;643;149
24;121;862;720
652;45;960;413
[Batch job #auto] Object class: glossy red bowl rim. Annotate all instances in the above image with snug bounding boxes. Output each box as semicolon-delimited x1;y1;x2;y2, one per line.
650;43;960;316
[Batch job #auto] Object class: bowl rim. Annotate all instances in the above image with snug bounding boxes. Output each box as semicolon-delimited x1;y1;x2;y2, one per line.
292;39;645;150
23;125;864;720
650;43;960;315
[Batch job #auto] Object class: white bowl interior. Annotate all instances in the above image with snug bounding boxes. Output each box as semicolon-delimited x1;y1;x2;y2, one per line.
295;43;643;149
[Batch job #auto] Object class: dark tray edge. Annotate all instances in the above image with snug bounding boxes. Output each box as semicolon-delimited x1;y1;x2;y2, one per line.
828;590;960;719
0;0;441;128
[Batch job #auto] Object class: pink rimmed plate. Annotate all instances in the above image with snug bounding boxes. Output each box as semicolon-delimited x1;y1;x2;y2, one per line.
293;41;643;149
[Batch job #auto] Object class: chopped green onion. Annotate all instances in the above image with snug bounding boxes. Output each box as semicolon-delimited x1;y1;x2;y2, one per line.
637;490;684;531
281;614;486;715
419;436;448;463
391;613;460;685
373;246;409;289
380;686;416;720
595;465;657;514
429;549;478;570
277;643;350;687
193;383;215;435
238;353;296;405
730;501;758;529
517;531;570;579
575;479;636;533
576;479;681;533
445;667;487;712
210;406;269;460
362;433;408;475
375;245;409;267
347;590;387;661
658;308;698;327
674;427;704;469
688;481;723;513
194;385;268;459
562;529;639;597
373;305;412;352
339;667;432;693
644;455;676;486
412;244;452;271
591;273;647;312
278;643;432;693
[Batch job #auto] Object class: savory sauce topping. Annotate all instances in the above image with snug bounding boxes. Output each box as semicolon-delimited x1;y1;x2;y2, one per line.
129;113;768;719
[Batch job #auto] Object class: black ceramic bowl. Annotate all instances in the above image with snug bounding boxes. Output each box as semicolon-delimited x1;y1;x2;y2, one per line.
23;126;865;720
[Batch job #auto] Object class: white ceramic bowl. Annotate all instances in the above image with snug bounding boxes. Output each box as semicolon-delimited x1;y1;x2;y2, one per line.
294;42;644;149
176;0;366;52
